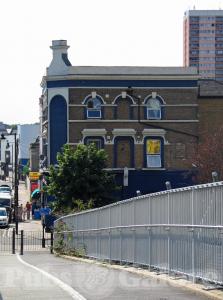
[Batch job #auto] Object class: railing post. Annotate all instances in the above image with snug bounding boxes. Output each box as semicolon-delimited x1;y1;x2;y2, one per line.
12;228;15;254
20;230;24;255
50;231;54;254
167;191;171;276
191;187;196;283
109;207;111;263
42;224;45;248
120;203;122;265
133;199;136;265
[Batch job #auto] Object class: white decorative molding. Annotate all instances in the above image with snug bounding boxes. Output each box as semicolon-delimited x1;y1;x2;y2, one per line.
121;91;127;98
81;93;106;104
91;91;97;98
112;94;136;105
152;91;157;98
142;93;166;104
82;129;107;136
142;128;169;144
112;129;136;136
48;88;69;105
142;128;166;136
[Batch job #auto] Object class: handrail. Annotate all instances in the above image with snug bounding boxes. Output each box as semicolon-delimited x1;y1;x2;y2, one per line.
55;223;223;234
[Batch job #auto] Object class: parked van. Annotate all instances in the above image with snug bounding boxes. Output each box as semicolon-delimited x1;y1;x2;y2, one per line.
0;192;12;208
0;207;9;228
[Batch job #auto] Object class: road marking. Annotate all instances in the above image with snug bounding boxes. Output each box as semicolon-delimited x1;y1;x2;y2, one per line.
16;254;86;300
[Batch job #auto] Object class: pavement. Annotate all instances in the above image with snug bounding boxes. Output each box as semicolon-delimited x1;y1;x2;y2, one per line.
0;254;72;300
0;252;210;300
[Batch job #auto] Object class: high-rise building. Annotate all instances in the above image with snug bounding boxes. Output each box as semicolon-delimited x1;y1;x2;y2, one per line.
184;10;223;81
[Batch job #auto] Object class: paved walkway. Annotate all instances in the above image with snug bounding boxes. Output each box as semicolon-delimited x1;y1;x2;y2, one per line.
21;252;210;300
17;181;42;231
0;255;72;300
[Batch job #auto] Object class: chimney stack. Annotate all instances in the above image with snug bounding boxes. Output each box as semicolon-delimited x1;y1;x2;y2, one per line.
47;40;72;76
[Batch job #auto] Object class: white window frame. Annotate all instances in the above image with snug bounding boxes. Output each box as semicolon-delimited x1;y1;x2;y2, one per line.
86;97;102;119
146;98;162;120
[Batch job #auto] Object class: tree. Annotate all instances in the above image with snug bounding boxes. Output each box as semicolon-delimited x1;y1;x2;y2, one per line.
193;126;223;183
47;144;116;211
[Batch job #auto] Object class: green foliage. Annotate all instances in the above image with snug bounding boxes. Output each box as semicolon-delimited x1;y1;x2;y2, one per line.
47;144;116;212
53;220;86;256
22;164;30;176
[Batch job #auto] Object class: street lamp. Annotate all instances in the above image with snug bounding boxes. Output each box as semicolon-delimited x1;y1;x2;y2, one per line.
0;132;19;234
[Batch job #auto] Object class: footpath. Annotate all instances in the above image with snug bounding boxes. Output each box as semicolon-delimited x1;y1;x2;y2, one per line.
17;180;42;231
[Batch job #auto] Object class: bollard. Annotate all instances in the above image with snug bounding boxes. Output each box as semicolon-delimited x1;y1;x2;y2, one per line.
20;230;24;255
12;228;15;254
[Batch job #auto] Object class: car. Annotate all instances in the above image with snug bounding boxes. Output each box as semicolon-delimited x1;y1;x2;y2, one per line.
0;185;12;194
0;207;9;228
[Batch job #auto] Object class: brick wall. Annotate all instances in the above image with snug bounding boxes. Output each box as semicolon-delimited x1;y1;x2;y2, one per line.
67;86;198;170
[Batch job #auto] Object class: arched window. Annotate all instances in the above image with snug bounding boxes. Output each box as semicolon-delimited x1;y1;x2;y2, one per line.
145;97;163;120
85;96;103;119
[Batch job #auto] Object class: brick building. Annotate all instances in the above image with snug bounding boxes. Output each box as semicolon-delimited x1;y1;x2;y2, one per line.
40;40;199;199
198;80;223;138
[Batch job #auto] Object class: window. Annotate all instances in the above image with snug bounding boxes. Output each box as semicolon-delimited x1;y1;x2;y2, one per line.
146;98;162;120
86;96;102;118
86;138;102;150
146;139;162;168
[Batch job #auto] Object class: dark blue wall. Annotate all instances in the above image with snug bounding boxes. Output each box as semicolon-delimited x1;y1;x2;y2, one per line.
114;169;195;200
50;95;67;165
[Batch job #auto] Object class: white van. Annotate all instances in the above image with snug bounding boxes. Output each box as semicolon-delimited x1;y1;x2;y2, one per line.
0;207;9;227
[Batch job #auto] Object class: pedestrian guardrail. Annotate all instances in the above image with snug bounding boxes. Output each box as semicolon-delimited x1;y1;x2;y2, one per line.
55;182;223;285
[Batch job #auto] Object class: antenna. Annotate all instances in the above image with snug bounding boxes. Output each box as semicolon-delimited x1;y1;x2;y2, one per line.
193;5;196;10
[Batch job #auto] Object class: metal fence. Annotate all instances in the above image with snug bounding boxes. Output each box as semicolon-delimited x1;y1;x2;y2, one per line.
55;182;223;285
0;229;53;254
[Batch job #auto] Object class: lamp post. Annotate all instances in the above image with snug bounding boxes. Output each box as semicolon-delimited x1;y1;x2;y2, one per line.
0;132;19;234
14;133;19;234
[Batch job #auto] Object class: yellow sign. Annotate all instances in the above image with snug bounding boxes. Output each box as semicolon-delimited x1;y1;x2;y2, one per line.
147;140;161;155
29;172;40;180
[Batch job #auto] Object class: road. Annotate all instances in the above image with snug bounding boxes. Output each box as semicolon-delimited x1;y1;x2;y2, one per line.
0;252;210;300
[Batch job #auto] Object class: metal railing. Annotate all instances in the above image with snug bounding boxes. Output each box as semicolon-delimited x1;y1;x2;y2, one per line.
55;182;223;285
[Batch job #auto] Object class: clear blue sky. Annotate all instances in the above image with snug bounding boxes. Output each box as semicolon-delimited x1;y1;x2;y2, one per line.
0;0;221;124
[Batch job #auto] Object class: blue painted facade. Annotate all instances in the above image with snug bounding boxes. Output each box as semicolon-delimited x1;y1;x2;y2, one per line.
47;79;197;89
115;169;195;200
49;96;67;165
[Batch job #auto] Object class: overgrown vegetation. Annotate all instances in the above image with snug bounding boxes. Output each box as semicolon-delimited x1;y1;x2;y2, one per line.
53;220;85;256
193;127;223;183
47;144;117;214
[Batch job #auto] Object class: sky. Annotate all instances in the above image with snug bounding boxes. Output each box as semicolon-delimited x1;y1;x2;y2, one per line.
0;0;222;124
